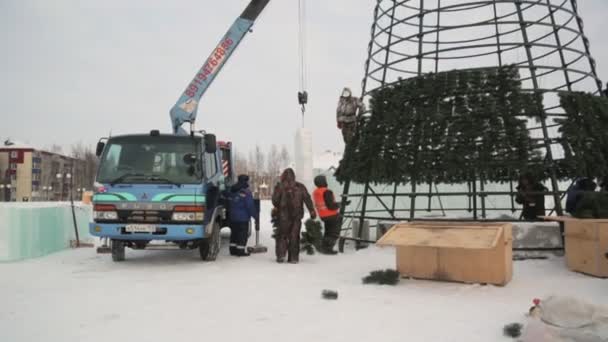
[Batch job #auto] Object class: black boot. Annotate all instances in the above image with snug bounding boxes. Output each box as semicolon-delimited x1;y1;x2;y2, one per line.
321;241;338;255
236;246;250;257
229;244;237;256
323;248;338;255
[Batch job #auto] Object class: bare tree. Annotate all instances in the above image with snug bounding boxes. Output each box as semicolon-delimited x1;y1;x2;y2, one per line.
279;145;291;169
252;145;265;192
233;151;249;177
266;144;281;189
82;146;98;190
48;144;63;154
69;143;98;193
70;142;86;159
254;145;265;176
248;150;257;174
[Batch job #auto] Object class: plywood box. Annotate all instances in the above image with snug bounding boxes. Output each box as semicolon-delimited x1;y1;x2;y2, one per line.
82;191;93;204
377;222;513;286
544;216;608;278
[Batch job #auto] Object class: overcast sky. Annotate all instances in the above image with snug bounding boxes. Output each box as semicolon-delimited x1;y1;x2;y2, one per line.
1;0;607;157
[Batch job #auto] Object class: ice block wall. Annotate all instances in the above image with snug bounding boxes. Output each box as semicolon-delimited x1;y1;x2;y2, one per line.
295;128;313;192
0;203;92;262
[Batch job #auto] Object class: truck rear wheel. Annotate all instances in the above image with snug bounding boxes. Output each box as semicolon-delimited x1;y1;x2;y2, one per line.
199;222;220;261
111;240;125;262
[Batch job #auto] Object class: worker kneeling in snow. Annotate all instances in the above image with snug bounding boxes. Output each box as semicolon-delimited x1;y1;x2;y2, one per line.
313;175;342;255
228;175;257;257
272;168;316;263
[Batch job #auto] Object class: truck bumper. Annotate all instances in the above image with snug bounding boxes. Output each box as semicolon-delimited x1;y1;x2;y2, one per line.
89;222;206;241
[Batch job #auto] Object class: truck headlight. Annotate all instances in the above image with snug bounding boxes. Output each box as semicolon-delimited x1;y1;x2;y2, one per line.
172;205;205;222
93;204;118;221
93;211;119;220
172;212;204;221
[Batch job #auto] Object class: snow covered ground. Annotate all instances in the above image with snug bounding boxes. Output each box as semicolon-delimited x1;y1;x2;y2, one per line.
1;201;607;342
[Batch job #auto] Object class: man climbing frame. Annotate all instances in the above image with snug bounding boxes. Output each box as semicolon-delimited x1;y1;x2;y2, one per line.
336;87;366;144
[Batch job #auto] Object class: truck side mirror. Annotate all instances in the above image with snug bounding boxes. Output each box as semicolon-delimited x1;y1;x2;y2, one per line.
205;134;217;154
96;141;105;157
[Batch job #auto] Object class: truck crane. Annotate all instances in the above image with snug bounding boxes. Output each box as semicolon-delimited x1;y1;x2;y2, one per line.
90;0;271;262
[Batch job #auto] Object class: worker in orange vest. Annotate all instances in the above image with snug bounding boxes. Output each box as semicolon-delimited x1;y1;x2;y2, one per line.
313;175;342;255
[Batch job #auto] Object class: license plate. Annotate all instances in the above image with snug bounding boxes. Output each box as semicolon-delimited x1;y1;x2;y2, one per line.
125;224;157;233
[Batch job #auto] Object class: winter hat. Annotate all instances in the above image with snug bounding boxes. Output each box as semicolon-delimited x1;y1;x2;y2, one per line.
314;175;328;188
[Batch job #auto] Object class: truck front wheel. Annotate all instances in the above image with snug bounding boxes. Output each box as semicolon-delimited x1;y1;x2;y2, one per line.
199;222;220;261
111;240;125;262
199;239;210;260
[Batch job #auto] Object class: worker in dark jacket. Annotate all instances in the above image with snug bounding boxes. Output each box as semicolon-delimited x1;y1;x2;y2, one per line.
228;175;257;257
272;168;316;264
565;177;597;215
515;173;547;221
312;175;341;254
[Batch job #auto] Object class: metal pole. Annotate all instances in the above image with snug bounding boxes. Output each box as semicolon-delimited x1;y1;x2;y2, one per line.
480;177;487;219
381;0;397;85
417;0;425;75
427;182;433;212
357;183;371;249
409;182;417;220
435;0;441;73
472;178;478;221
569;0;603;94
546;0;572;91
69;166;80;247
339;0;381;239
515;1;563;216
409;0;426;219
391;183;398;217
492;0;503;67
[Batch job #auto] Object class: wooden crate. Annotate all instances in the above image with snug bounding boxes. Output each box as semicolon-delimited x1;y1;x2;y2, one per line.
82;191;93;204
544;216;608;278
377;222;513;286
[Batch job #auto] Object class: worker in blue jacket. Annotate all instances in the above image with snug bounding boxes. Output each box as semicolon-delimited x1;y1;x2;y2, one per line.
228;175;257;257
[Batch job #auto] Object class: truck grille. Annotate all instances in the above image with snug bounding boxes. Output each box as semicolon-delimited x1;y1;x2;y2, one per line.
118;210;172;223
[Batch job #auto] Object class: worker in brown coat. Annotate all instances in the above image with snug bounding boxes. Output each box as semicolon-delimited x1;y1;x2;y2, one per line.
272;168;316;264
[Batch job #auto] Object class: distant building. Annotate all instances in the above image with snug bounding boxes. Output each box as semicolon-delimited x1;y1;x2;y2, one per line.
0;140;88;202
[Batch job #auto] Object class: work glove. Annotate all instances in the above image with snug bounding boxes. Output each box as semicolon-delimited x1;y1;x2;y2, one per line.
309;211;317;220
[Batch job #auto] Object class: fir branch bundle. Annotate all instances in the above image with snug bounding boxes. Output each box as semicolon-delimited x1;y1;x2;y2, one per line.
301;219;323;255
362;269;401;285
503;323;523;338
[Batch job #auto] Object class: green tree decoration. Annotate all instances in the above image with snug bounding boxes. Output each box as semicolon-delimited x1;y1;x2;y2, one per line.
336;65;544;184
556;92;608;180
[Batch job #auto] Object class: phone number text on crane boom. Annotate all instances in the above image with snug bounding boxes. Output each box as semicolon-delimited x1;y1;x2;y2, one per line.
185;38;235;98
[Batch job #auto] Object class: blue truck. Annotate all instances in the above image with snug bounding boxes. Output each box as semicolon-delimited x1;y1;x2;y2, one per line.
90;0;270;262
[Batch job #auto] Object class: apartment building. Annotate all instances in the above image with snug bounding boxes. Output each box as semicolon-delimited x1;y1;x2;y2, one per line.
0;140;89;202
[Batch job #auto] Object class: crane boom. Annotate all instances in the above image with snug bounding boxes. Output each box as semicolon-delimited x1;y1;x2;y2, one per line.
170;0;271;134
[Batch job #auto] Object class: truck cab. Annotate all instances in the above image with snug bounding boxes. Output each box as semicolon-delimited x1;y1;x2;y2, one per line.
90;130;232;261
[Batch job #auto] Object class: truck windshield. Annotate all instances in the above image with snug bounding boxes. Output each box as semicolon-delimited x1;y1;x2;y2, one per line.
97;136;204;185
